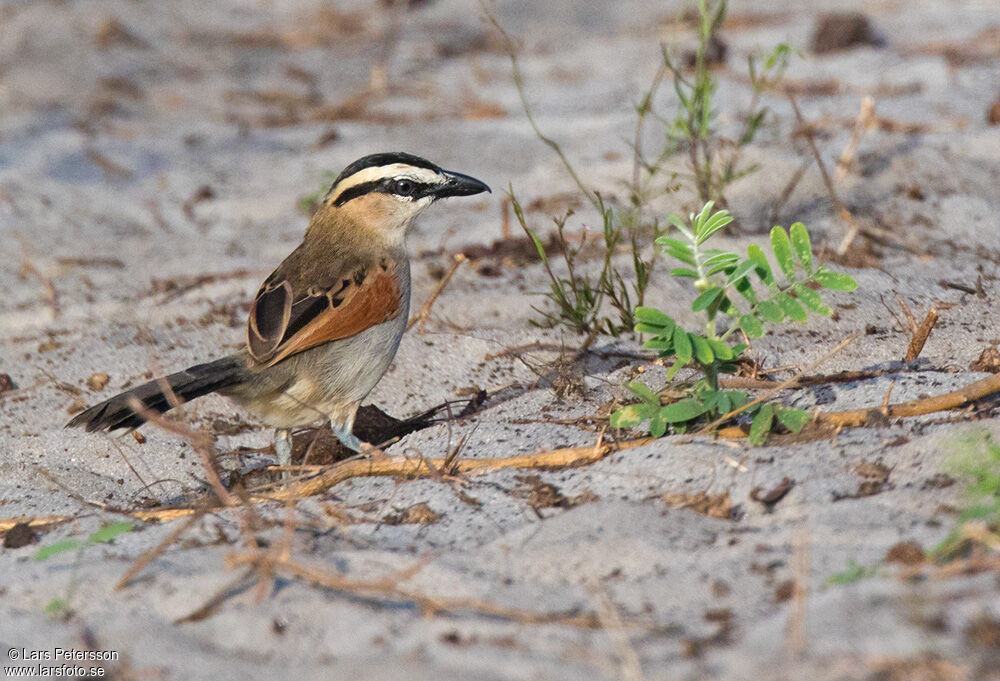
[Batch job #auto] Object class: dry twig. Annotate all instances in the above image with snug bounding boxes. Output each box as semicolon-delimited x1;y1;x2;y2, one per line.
904;304;942;362
226;548;606;628
407;253;466;332
19;260;60;319
834;96;876;181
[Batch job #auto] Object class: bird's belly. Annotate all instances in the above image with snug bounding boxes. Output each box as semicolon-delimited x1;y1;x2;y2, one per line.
232;314;407;429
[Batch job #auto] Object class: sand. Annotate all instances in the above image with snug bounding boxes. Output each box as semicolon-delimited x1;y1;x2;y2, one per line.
2;0;1000;678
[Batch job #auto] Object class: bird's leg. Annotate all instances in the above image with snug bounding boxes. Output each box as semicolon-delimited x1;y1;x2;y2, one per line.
330;423;363;453
274;428;293;467
331;411;386;459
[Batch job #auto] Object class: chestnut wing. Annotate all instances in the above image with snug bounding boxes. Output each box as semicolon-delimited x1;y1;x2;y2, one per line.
247;258;401;367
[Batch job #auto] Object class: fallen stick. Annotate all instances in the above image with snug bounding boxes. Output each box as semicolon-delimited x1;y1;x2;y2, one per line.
261;436;653;502
817;370;1000;428
224;549;608;628
713;371;1000;440
12;372;1000;531
904;305;941;362
0;515;76;533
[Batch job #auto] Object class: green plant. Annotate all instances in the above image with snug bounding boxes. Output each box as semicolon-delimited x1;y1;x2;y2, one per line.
512;192;655;336
483;0;793;337
34;521;135;617
643;0;791;207
826;559;881;586
933;429;1000;561
610;202;857;442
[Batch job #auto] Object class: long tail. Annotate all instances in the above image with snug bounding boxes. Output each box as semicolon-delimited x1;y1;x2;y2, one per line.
66;355;247;432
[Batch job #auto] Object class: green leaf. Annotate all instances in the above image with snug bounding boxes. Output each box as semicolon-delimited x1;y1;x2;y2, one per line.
673;326;693;363
525;229;548;264
690;335;715;364
757;300;785;323
666;214;694;239
649;409;669;438
626;381;660;405
659;398;709;423
794;284;832;315
749;403;775;445
726;259;757;285
769;226;795;280
665;359;687;380
715;391;731;413
44;598;70;616
789;223;813;273
740;314;764;338
696;208;734;245
634;307;674;327
610;403;658;428
747;244;776;288
691;287;723;312
34;540;81;561
733;277;759;305
692;201;714;236
670;267;700;278
729;391;751;410
703;252;740;268
88;521;134;544
659;241;697;266
643;338;674;352
776;407;811;433
814;268;858;291
775;292;808;322
827;560;878;585
706;338;735;360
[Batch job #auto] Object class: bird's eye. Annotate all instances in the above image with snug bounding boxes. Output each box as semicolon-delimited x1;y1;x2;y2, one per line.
393;179;415;196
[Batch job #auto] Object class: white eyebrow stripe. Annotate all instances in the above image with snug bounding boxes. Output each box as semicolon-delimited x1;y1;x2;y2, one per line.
328;164;444;203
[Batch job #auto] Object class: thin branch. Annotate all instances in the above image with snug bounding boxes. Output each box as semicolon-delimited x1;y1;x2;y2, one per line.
480;1;599;211
407;253;466;332
904;304;942;362
687;334;858;440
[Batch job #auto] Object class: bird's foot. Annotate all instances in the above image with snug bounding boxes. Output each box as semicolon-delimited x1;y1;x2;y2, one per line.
331;425;362;452
331;425;388;460
359;440;390;461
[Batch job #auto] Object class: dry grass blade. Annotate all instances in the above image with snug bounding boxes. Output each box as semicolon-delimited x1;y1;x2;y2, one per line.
834;96;876;181
128;399;237;508
786;94;864;256
19;260;60;319
116;511;205;590
589;579;645;681
226;549;607;628
407;253;466;332
94;438;654;522
784;523;810;658
895;293;919;336
479;0;598;211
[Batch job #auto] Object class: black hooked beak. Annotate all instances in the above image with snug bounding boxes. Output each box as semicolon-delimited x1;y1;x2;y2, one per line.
434;170;491;199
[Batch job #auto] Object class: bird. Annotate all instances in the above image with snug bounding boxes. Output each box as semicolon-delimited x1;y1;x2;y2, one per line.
68;152;490;466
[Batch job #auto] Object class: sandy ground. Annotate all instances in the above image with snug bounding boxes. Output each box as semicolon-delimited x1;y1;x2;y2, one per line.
2;0;1000;679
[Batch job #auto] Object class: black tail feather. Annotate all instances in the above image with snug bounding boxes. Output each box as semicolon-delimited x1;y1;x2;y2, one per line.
66;356;246;433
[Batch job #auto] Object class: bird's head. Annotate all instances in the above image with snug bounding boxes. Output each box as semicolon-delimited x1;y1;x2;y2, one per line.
312;152;490;246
